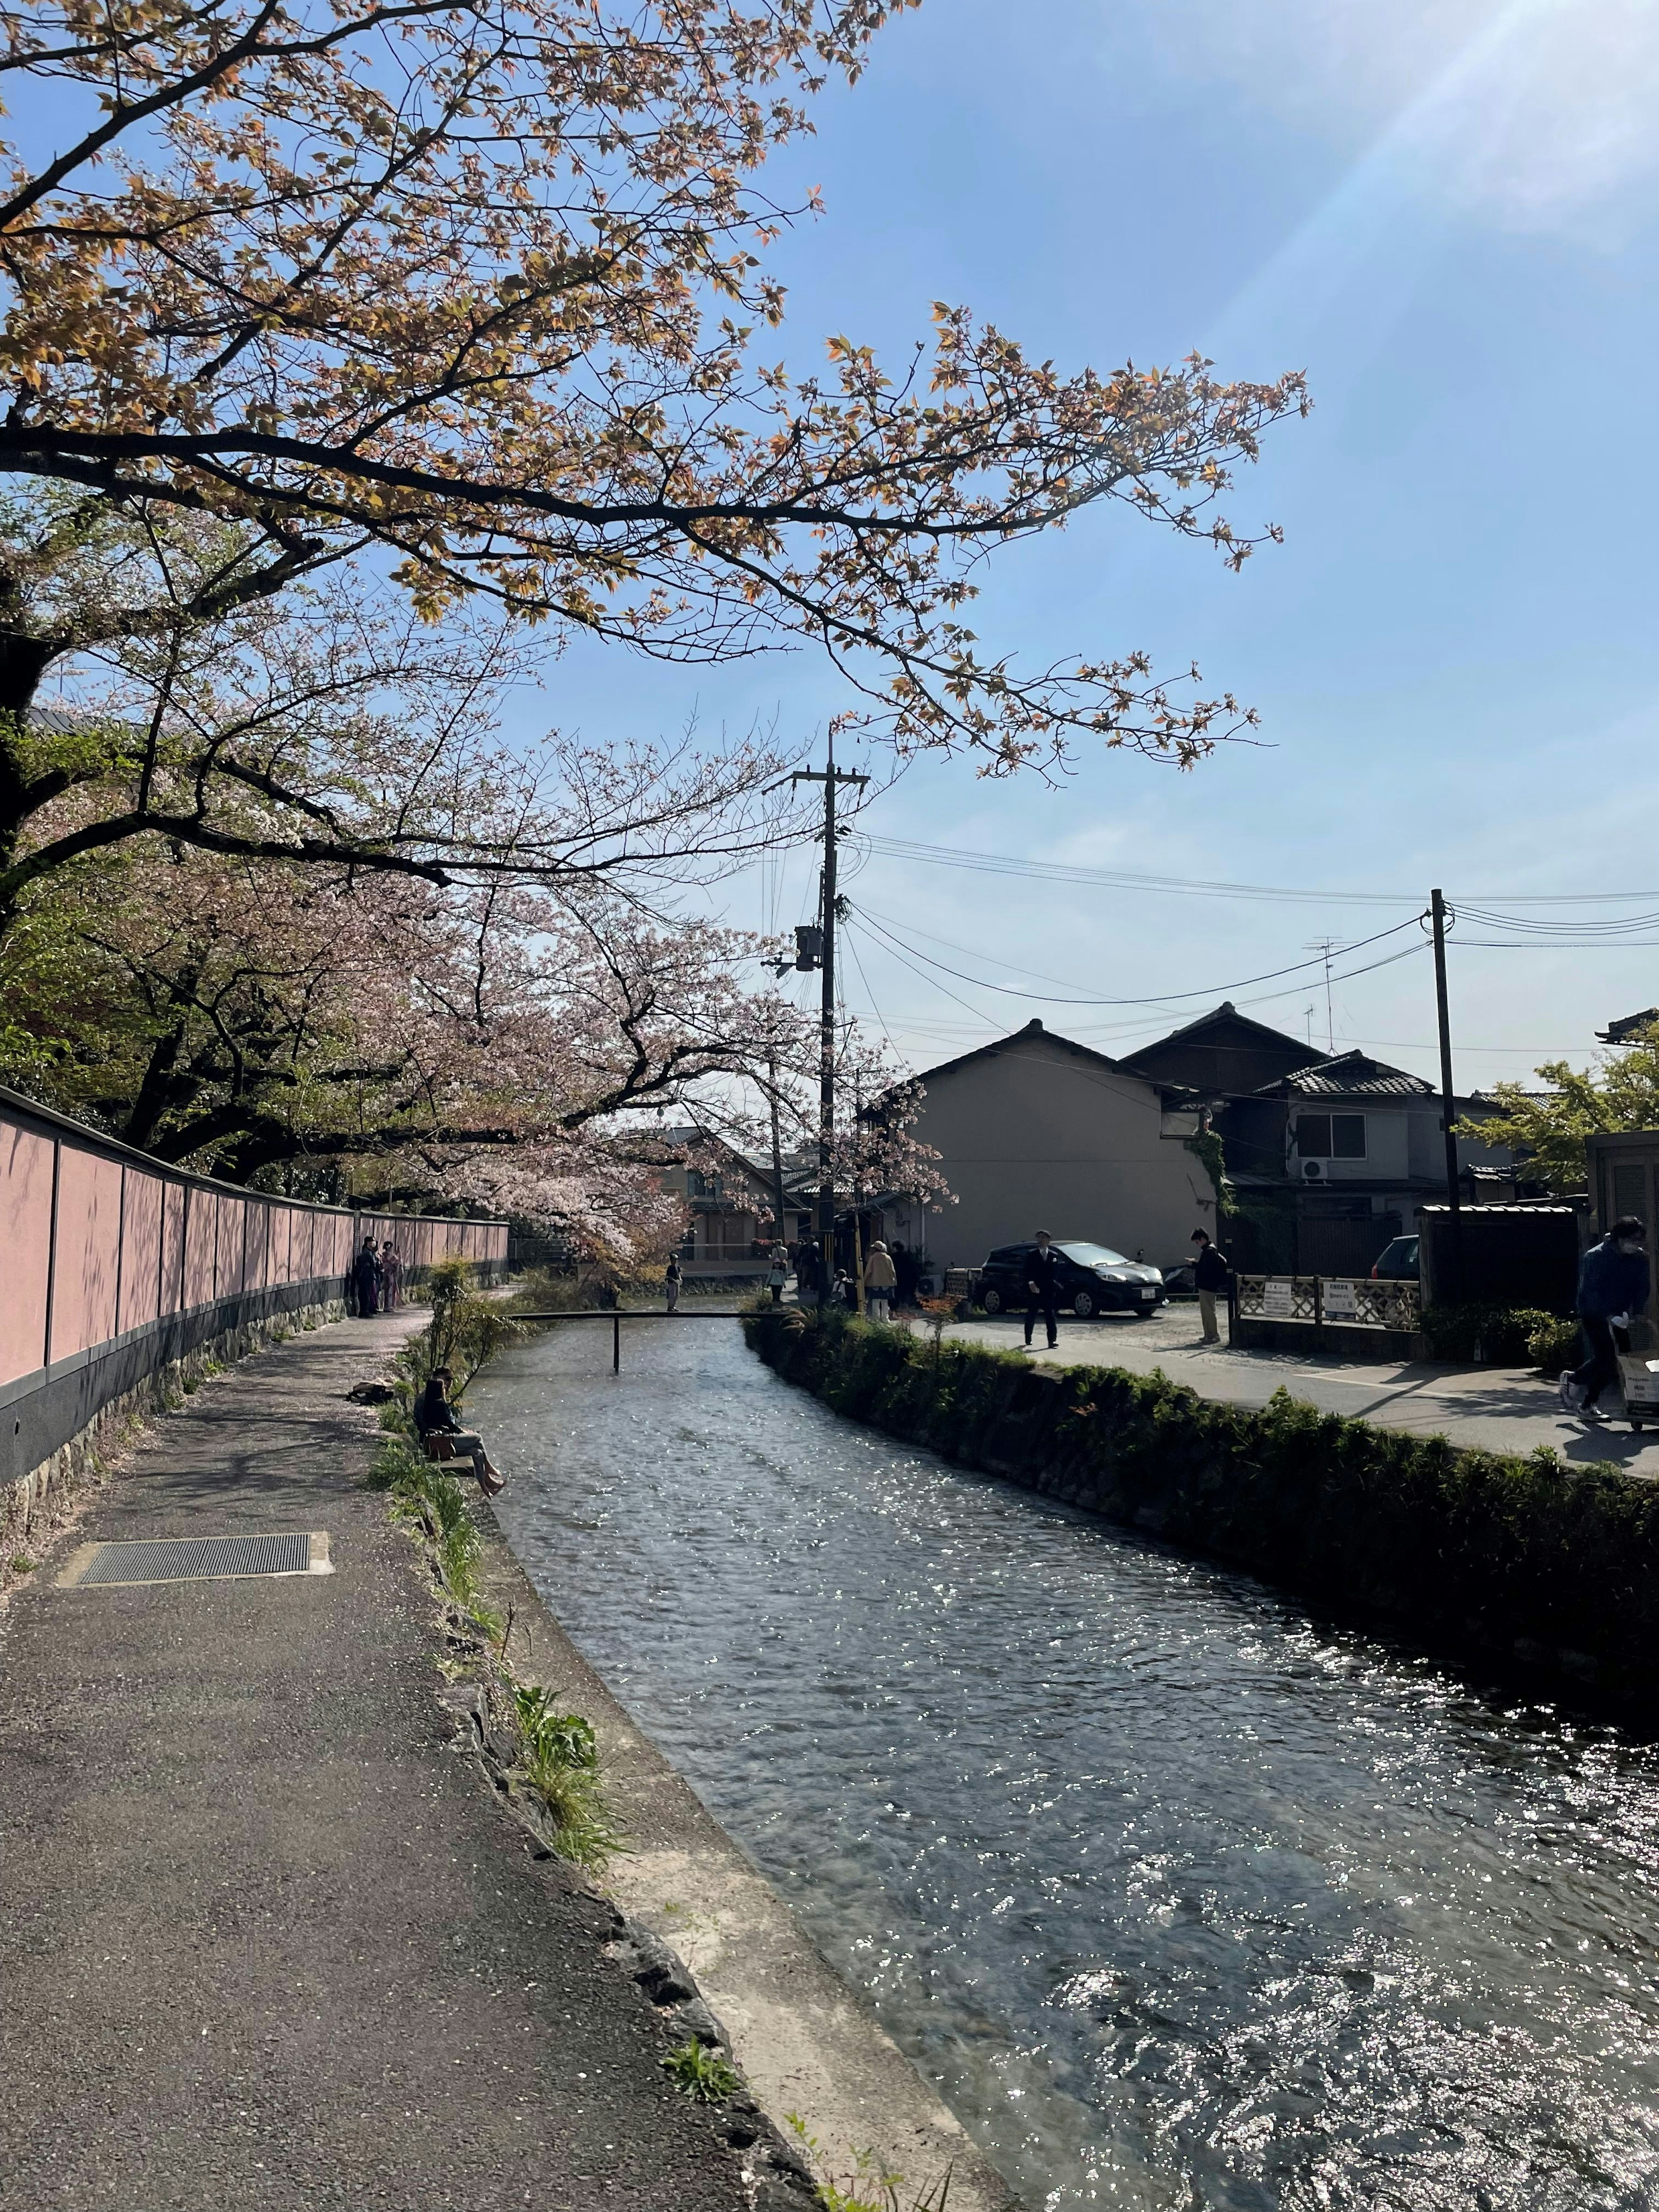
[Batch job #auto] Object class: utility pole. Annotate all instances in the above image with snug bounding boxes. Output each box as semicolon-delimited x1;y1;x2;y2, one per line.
792;732;868;1301
1430;888;1462;1297
766;1051;787;1253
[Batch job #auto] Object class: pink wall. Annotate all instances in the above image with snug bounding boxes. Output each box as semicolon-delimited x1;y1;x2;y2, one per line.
118;1168;163;1335
0;1126;54;1388
160;1182;187;1317
49;1148;124;1362
183;1186;214;1309
2;1097;503;1387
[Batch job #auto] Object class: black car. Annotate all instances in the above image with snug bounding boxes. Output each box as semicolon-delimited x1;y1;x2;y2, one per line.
973;1240;1167;1319
1370;1235;1420;1282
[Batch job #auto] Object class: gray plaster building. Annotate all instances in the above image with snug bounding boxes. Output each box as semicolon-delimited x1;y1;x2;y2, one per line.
879;1020;1217;1275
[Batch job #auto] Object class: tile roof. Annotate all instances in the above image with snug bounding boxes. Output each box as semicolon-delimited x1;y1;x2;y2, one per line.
1265;1049;1434;1100
1115;999;1323;1071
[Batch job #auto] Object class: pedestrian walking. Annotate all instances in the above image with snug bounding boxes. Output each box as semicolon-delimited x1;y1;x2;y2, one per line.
352;1233;383;1317
1024;1230;1062;1350
1560;1214;1649;1421
380;1240;403;1311
665;1253;682;1312
863;1238;897;1323
795;1236;820;1305
892;1240;920;1308
1191;1228;1230;1344
766;1243;788;1305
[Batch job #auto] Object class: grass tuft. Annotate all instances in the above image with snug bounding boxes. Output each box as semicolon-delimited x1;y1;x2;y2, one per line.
661;2038;741;2104
786;2119;953;2212
511;1683;623;1869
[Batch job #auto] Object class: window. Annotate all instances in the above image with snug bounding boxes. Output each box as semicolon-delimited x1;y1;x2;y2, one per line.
1294;1112;1366;1160
1332;1115;1366;1159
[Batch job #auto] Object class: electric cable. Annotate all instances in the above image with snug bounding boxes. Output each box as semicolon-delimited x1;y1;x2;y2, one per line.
854;833;1659;909
852;906;1426;1009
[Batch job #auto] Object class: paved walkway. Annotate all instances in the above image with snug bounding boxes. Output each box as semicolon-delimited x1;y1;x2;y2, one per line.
942;1306;1659;1472
0;1314;754;2212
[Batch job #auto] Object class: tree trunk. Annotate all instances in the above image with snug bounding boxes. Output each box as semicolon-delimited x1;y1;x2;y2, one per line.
0;620;63;923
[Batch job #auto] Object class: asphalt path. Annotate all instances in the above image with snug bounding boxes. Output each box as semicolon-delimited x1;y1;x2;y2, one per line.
942;1305;1659;1473
0;1312;756;2212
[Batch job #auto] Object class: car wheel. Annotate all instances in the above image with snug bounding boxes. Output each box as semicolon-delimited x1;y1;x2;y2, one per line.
1072;1287;1096;1318
981;1285;1004;1315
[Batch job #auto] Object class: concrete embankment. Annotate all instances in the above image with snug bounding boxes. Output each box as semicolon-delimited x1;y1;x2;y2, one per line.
472;1500;1020;2212
0;1312;796;2210
745;1306;1659;1722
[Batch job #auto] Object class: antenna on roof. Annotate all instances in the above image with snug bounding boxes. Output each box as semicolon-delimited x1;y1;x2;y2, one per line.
1303;939;1338;1052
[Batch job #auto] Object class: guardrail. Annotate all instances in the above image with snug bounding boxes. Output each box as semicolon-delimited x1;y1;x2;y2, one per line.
515;1306;744;1371
1236;1274;1422;1332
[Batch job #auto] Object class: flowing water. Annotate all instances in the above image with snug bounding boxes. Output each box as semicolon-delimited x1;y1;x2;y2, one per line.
472;1321;1659;2212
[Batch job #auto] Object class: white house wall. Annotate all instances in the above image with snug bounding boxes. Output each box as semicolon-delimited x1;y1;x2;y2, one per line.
893;1035;1216;1271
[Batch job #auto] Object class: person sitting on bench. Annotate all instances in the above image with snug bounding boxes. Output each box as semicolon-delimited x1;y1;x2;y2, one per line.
414;1365;505;1497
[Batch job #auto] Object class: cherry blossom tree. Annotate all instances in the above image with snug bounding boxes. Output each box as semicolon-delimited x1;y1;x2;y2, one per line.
0;0;1308;769
1;823;846;1249
0;489;808;940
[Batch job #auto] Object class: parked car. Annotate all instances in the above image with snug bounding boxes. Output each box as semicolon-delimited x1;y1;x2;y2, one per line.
1370;1234;1420;1281
1161;1261;1196;1296
973;1240;1167;1319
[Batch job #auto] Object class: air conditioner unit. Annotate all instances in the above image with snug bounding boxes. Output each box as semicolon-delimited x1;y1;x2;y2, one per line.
1301;1157;1327;1181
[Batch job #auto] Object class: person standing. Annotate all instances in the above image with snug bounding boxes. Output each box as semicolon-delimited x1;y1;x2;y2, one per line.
863;1238;898;1323
1560;1215;1649;1421
380;1239;402;1311
665;1253;683;1313
1191;1228;1230;1345
1024;1231;1062;1351
795;1236;820;1306
766;1243;788;1305
353;1233;382;1317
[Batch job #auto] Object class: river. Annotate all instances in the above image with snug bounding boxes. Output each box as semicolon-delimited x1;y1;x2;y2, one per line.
471;1319;1659;2212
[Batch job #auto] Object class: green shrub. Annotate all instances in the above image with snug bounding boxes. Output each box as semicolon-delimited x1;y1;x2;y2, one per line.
1420;1303;1566;1364
416;1257;527;1396
510;1683;620;1868
1527;1314;1583;1372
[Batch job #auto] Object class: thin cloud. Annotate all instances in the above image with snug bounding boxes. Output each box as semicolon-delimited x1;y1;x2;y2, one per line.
1133;0;1659;232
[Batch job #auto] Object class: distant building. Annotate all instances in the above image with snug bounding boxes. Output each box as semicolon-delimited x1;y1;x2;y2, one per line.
656;1130;809;1278
1597;1009;1659;1046
1098;1002;1520;1273
877;1019;1217;1273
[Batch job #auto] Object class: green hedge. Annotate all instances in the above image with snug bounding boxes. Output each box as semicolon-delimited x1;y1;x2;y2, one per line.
744;1306;1659;1716
1419;1302;1564;1364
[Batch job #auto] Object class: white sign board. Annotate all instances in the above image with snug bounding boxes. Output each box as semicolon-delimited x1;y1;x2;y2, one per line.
1261;1278;1296;1318
1322;1278;1359;1322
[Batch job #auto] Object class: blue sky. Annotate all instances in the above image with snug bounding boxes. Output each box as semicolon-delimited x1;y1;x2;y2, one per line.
533;0;1659;1090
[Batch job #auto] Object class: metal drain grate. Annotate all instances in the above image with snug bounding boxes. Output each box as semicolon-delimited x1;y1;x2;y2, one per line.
57;1531;332;1587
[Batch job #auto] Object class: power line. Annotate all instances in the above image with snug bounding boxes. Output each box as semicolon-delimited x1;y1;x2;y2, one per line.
852;906;1425;1008
856;836;1659;909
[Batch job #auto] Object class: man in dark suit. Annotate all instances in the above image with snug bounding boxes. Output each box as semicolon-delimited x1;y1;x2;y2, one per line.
1024;1230;1062;1350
